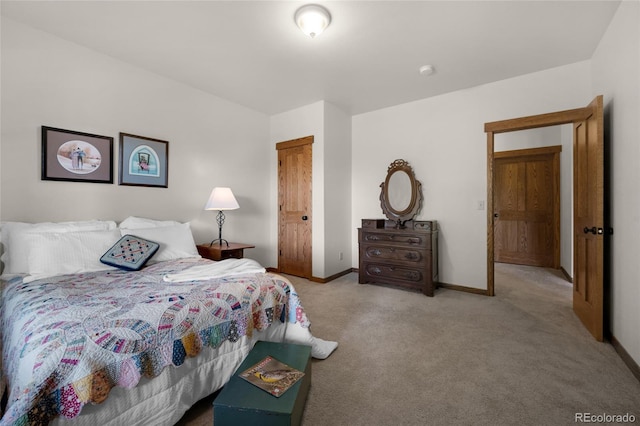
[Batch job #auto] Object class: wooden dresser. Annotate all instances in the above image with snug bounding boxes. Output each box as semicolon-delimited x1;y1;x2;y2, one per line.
358;219;438;296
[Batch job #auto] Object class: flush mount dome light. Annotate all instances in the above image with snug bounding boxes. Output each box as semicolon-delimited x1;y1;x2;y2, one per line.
419;65;435;76
295;4;331;38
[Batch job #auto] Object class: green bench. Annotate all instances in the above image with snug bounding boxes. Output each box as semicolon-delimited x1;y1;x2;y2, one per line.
213;341;312;426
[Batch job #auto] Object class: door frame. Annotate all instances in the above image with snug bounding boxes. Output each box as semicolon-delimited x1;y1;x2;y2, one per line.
276;135;313;279
484;106;590;297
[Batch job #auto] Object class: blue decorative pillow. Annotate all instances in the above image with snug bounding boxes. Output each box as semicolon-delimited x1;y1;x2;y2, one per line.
100;234;160;271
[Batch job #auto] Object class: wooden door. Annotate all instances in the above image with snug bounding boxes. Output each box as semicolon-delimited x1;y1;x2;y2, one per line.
573;96;604;341
494;146;560;268
276;136;313;279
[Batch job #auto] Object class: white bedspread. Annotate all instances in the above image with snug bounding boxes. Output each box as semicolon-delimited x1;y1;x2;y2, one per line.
163;258;266;282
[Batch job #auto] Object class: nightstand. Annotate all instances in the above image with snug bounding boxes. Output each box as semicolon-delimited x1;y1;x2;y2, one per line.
197;243;255;261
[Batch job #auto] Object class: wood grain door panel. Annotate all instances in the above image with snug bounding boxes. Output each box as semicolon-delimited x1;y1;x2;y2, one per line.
494;148;560;268
573;96;604;341
277;137;312;279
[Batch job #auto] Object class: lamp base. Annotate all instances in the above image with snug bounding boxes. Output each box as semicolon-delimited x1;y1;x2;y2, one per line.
209;238;230;247
209;210;230;247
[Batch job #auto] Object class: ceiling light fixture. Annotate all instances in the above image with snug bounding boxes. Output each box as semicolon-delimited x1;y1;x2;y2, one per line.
295;4;331;38
419;65;435;76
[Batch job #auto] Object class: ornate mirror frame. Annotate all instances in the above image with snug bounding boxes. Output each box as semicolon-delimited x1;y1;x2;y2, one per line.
379;159;423;228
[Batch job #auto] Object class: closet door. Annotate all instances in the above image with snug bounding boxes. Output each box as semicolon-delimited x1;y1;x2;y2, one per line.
276;136;313;279
494;146;560;268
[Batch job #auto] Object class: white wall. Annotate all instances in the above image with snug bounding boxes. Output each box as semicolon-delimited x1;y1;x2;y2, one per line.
323;102;352;276
269;100;352;279
591;0;640;367
352;61;591;290
1;16;352;281
0;18;274;266
269;101;325;277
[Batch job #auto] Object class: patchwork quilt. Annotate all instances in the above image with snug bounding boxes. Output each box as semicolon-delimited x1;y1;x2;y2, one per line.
0;258;309;425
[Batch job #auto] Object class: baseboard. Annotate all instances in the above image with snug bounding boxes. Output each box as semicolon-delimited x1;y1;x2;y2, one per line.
273;268;490;295
560;267;573;283
611;335;640;383
266;267;354;284
437;282;490;296
349;270;488;296
310;268;354;283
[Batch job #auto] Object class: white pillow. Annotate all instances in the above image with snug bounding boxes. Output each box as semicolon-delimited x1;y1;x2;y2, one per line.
123;223;199;262
1;220;117;275
118;216;182;230
23;229;121;283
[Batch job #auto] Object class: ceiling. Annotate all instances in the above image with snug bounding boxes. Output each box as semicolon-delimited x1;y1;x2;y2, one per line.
0;1;621;116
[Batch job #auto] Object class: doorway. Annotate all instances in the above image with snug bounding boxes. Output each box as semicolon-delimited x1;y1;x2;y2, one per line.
485;96;604;341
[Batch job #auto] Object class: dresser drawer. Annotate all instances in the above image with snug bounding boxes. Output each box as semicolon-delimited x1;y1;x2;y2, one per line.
361;218;386;229
360;262;428;285
357;224;438;297
360;230;431;249
362;244;428;264
413;220;437;231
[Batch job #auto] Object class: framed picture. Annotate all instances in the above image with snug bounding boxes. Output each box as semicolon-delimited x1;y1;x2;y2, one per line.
41;126;114;184
119;133;169;188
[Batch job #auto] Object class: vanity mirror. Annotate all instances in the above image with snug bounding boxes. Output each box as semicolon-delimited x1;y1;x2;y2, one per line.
379;159;423;228
358;159;438;296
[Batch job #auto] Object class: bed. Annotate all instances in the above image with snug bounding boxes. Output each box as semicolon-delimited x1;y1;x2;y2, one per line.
0;218;337;425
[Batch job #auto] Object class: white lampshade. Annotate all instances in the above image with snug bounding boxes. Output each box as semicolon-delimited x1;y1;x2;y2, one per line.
295;4;331;38
204;187;239;210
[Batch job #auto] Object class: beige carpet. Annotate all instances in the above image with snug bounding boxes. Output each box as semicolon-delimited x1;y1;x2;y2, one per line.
177;264;640;425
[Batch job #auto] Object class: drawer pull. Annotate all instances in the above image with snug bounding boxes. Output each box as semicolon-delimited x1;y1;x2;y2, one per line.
371;267;382;275
372;249;382;256
405;271;420;280
405;252;418;260
407;238;420;245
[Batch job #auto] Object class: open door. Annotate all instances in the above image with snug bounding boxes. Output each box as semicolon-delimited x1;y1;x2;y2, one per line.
485;95;605;341
573;96;604;341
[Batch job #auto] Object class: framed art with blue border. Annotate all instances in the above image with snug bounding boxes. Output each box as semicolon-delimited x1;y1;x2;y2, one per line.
42;126;113;184
119;133;169;187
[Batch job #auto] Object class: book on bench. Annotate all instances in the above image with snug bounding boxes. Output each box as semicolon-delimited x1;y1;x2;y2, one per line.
239;355;305;397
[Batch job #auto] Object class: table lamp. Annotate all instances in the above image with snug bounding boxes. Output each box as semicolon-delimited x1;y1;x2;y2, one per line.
204;187;239;247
